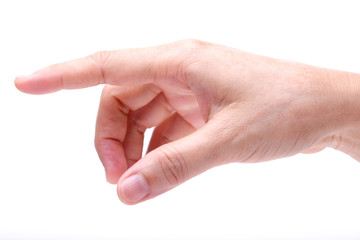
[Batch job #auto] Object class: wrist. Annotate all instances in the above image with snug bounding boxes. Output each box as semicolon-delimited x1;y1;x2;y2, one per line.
312;67;360;135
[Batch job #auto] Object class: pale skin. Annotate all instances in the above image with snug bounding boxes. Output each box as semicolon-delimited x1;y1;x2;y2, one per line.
15;40;360;204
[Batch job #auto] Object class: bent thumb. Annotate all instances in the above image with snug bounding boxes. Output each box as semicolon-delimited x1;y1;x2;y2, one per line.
117;121;224;204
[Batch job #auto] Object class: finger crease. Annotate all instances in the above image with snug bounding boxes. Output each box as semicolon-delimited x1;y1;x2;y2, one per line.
131;119;147;134
113;97;130;115
158;95;174;113
160;150;179;185
103;137;122;143
60;62;65;89
99;63;106;85
89;54;107;85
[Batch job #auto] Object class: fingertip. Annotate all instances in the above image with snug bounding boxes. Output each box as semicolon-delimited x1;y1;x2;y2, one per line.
96;141;128;184
117;173;149;205
117;186;135;205
117;181;136;205
104;167;123;184
14;76;29;93
106;175;118;185
14;72;62;94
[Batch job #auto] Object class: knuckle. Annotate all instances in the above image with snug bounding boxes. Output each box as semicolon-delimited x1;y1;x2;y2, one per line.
94;136;108;155
176;39;210;59
157;147;188;186
94;137;100;152
180;39;211;49
89;50;113;65
153;39;211;85
94;137;106;164
88;50;113;84
171;39;210;83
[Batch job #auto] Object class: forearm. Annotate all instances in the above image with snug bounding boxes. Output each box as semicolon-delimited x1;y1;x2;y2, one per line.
308;66;360;157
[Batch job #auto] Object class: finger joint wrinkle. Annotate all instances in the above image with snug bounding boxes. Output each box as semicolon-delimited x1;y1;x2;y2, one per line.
88;52;109;85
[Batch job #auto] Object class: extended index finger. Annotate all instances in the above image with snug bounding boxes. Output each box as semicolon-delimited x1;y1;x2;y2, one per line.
14;42;186;94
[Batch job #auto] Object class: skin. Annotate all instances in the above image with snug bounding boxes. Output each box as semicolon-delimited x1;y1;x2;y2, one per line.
15;39;360;205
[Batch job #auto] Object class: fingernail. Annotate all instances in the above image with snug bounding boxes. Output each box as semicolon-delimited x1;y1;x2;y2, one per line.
120;174;149;203
15;75;28;82
16;75;27;79
15;75;33;84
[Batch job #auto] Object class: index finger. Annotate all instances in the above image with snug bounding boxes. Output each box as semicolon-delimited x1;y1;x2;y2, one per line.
14;42;185;94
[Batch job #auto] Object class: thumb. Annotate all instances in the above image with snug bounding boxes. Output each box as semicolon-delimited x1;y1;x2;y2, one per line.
117;120;225;204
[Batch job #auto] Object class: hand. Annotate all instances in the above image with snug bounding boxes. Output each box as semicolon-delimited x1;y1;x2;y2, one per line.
15;40;360;204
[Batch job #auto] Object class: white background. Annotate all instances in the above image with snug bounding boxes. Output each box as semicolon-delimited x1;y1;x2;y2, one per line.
1;0;360;239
